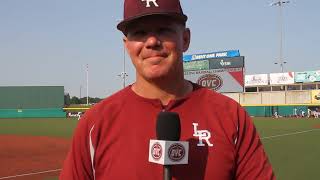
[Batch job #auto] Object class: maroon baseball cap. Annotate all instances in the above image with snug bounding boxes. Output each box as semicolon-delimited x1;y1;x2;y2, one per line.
117;0;188;33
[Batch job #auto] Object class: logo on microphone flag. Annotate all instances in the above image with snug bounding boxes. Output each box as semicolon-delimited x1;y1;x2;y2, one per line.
168;143;185;161
151;142;162;160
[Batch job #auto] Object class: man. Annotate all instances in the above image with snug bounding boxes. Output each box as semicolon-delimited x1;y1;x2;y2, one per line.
301;110;305;118
307;108;311;118
274;111;279;118
294;108;298;117
315;108;319;118
60;0;275;179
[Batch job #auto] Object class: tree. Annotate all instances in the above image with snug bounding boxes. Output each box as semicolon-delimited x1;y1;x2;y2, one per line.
64;93;71;106
70;96;81;104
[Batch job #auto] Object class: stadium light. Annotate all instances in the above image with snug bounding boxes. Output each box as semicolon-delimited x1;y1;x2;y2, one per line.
118;44;128;88
271;0;290;73
274;61;287;67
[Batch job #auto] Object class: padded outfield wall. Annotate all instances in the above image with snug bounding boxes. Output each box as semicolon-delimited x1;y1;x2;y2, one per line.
223;91;320;117
0;86;66;118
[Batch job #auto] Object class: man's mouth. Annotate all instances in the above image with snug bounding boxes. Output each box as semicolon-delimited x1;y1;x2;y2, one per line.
143;53;168;63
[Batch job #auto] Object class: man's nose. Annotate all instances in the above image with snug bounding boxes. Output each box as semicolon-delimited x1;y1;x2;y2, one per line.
145;34;161;48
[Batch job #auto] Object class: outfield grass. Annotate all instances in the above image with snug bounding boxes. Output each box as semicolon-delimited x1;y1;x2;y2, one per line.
254;118;320;180
0;118;78;138
0;117;319;179
254;117;320;136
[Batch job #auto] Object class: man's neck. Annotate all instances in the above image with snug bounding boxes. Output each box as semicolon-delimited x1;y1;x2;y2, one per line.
132;78;192;106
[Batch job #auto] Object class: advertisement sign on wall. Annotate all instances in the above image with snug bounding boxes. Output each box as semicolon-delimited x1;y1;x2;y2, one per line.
311;90;320;104
295;70;320;83
269;72;295;85
245;74;269;86
183;60;209;71
184;68;244;93
209;56;244;69
183;50;240;62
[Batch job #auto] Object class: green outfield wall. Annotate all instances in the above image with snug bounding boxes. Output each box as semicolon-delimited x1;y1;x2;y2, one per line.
244;105;309;117
0;86;64;109
0;86;65;118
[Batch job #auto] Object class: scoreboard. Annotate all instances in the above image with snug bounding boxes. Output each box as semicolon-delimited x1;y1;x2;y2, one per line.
183;50;244;93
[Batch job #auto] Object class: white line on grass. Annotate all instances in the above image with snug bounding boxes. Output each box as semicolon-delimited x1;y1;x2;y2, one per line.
0;169;61;180
261;129;320;140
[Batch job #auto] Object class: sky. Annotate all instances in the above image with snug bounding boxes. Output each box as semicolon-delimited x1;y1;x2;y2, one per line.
1;0;319;98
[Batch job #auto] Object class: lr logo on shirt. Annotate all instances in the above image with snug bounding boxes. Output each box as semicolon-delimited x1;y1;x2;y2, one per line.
193;123;213;147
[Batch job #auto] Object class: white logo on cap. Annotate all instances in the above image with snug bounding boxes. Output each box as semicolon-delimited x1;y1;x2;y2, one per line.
141;0;159;7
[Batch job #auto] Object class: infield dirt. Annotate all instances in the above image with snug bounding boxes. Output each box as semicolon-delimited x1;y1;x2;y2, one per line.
0;135;70;180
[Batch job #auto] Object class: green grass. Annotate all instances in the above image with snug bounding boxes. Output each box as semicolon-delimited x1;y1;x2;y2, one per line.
254;117;320;136
0;118;78;138
0;117;319;179
254;117;320;180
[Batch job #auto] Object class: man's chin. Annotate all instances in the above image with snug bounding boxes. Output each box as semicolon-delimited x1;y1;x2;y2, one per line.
140;69;174;81
144;73;168;82
145;75;165;81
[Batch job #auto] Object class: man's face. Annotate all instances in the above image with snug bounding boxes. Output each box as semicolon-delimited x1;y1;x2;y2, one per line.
124;16;190;81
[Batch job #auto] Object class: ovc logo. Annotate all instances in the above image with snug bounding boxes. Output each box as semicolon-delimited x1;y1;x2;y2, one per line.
168;143;185;161
197;74;223;91
193;123;213;147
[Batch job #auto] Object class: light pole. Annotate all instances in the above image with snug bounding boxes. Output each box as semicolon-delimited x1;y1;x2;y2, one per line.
271;0;290;73
118;43;128;88
116;19;128;88
86;64;89;105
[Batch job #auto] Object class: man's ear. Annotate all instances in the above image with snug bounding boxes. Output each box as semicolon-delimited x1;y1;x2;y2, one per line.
182;28;191;52
123;36;127;43
123;36;128;50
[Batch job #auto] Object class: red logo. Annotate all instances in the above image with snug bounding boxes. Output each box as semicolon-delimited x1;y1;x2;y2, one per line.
151;143;162;160
197;74;223;91
168;143;185;161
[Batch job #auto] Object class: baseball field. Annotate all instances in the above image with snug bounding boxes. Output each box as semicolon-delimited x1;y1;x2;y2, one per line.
0;117;319;180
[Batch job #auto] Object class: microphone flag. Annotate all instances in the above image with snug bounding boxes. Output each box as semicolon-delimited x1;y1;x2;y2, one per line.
149;139;189;165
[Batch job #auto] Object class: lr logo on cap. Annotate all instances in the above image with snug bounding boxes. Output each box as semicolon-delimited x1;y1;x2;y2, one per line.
193;123;213;147
141;0;159;7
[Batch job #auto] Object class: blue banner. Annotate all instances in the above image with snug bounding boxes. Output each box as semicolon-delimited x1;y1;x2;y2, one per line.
183;50;240;62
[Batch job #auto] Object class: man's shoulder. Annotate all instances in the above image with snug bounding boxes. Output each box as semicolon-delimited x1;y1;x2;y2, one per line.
74;87;133;135
84;87;132;117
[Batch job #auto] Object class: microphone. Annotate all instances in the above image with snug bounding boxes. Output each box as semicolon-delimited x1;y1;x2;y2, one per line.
149;112;189;180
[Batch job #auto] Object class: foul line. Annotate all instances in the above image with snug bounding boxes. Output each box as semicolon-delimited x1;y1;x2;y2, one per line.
0;169;61;180
261;129;320;140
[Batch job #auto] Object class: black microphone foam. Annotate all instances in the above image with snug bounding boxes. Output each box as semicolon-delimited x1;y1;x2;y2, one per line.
156;111;181;141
